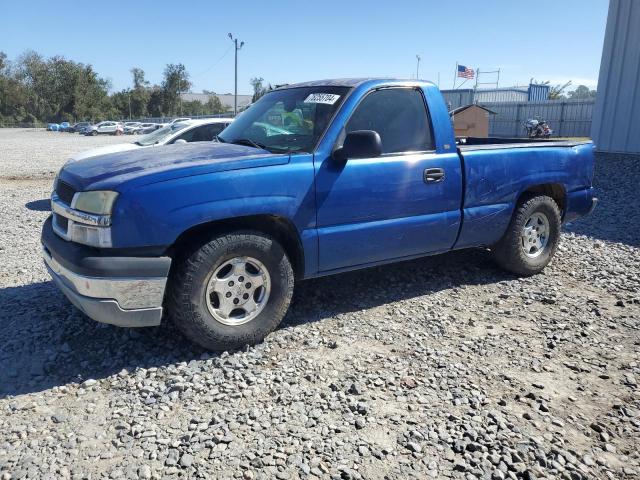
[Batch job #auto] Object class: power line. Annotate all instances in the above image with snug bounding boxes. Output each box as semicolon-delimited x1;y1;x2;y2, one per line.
191;45;233;78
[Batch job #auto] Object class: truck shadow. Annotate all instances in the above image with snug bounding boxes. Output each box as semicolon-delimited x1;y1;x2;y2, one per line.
25;199;51;212
563;153;640;248
0;248;503;398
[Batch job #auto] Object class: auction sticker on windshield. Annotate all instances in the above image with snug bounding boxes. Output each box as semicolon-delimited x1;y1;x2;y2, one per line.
303;93;341;105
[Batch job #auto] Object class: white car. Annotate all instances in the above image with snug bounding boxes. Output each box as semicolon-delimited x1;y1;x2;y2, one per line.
138;123;160;134
123;122;143;135
167;117;191;125
71;118;234;161
85;121;124;136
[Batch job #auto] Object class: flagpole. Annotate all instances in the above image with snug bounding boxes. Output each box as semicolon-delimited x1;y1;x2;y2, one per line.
453;62;458;89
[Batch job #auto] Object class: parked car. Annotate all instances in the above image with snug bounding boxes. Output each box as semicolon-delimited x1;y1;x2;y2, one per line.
84;121;124;136
77;123;93;135
123;122;143;135
70;118;233;161
138;123;160;134
168;117;191;125
58;122;71;132
43;78;596;351
70;122;92;133
47;123;59;131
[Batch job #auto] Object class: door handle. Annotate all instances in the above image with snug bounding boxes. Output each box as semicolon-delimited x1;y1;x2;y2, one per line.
424;168;445;183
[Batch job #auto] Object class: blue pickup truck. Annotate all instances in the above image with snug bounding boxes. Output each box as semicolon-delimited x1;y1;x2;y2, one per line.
42;78;596;350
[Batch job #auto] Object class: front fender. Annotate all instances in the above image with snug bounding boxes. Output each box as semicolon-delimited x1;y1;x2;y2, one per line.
167;195;302;234
110;156;317;249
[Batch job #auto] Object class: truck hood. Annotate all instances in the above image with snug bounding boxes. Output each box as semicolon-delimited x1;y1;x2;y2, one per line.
59;142;288;191
71;142;141;161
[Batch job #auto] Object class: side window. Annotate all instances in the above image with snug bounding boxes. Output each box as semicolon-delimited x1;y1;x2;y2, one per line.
346;88;433;154
175;124;219;143
206;123;226;139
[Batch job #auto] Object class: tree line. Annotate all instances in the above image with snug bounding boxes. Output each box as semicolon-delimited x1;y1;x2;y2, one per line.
0;50;228;125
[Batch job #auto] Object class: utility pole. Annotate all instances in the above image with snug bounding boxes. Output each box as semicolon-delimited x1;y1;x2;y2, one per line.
415;55;421;80
228;33;244;116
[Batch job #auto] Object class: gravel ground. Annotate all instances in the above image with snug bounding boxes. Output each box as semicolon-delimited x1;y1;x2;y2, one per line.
0;129;133;179
0;131;639;480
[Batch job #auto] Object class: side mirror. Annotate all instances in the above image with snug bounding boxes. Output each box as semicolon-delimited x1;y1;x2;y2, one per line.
174;139;187;144
333;130;382;161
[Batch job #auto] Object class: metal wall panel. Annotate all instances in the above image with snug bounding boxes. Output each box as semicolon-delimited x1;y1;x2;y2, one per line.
440;89;474;110
474;89;529;103
479;100;594;138
528;84;550;101
441;85;550;108
592;0;640;154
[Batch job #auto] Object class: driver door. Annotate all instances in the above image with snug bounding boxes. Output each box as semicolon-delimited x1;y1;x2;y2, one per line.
314;87;462;272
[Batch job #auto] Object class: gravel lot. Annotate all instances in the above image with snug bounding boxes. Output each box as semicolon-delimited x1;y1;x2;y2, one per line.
0;129;133;179
0;130;638;479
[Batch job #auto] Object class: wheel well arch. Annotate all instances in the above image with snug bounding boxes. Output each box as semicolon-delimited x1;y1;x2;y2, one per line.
166;215;305;279
518;183;566;215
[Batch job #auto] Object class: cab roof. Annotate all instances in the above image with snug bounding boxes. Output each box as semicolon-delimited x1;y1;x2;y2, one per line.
276;78;436;90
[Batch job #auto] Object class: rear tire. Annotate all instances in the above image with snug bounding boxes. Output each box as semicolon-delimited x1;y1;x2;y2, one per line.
168;231;295;351
491;194;561;276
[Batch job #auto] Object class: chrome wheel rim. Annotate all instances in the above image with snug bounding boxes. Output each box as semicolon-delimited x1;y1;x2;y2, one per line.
205;256;271;326
521;212;550;258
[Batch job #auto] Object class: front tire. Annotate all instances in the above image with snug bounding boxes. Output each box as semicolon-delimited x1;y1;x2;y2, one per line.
168;232;295;351
491;194;561;276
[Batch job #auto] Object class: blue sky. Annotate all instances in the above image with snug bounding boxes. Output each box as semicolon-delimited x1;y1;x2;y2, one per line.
0;0;608;94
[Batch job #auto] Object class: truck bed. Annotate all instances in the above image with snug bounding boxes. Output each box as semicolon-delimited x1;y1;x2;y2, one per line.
457;137;592;151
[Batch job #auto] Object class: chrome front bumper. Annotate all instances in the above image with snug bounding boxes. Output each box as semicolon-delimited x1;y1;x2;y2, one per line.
43;247;168;327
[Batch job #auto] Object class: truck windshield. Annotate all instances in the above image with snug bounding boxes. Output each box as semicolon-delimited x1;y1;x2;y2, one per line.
218;86;350;153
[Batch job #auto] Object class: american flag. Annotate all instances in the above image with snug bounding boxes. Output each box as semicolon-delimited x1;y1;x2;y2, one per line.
457;65;475;79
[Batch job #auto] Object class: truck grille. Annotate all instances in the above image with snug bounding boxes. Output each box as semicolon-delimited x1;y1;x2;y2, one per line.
56;180;76;205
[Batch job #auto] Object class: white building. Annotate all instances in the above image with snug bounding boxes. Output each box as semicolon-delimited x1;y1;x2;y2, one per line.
180;93;253;112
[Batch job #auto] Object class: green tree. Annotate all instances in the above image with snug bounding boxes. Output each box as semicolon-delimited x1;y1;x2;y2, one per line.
0;52;31;124
73;65;111;121
0;50;115;124
250;77;266;102
110;90;131;119
530;79;573;100
567;85;596;100
129;67;150;118
180;100;203;116
549;81;572;100
162;63;191;116
205;95;227;114
147;86;164;117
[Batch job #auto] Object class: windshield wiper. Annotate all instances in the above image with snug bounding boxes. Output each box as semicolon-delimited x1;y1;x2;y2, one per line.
229;138;267;150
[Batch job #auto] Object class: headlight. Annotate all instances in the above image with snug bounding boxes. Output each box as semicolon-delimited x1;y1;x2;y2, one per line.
73;191;119;215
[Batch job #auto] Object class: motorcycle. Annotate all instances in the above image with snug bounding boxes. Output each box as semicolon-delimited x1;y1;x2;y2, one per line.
524;116;553;139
